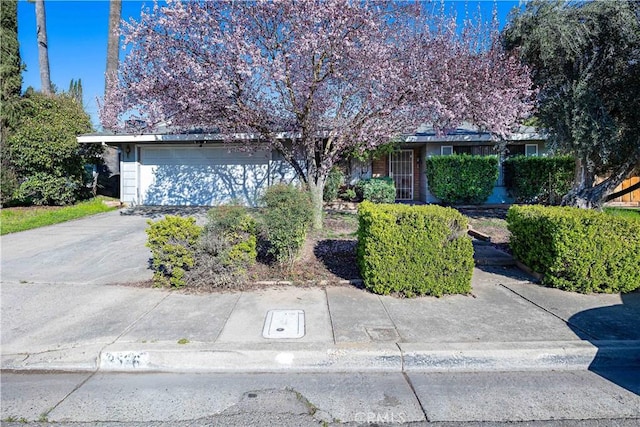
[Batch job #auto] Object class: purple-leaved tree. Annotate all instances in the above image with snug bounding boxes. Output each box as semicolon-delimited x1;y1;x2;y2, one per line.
101;0;533;229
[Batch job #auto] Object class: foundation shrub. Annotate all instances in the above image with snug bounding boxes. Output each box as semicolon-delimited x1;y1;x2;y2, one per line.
507;205;640;293
425;154;498;204
503;156;575;204
357;201;473;297
355;177;396;203
260;183;313;266
145;215;202;288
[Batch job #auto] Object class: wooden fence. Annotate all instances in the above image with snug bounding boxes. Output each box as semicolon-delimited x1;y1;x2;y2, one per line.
607;176;640;205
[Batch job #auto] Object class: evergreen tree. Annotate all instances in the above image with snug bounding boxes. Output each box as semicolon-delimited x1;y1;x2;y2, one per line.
1;0;23;206
1;0;23;131
68;78;83;105
6;91;95;205
504;0;640;207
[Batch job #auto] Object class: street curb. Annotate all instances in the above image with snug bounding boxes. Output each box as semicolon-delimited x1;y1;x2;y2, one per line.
97;342;402;373
401;341;640;372
3;341;638;374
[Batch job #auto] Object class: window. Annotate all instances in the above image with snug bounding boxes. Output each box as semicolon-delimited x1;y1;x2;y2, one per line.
441;145;453;155
453;145;496;156
454;146;472;155
506;144;525;157
525;144;539;157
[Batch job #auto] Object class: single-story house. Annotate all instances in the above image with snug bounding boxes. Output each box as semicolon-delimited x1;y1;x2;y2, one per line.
77;124;546;207
360;124;546;204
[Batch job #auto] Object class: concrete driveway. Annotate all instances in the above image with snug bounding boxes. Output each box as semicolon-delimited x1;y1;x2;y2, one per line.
1;210;153;285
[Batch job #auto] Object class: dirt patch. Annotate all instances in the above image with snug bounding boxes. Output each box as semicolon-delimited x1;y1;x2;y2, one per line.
458;207;511;252
247;211;361;284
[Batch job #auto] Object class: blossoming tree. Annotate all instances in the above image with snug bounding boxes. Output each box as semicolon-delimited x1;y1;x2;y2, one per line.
101;0;533;228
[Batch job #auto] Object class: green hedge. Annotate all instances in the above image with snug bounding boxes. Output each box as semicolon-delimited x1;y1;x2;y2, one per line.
503;156;575;204
357;201;473;297
507;205;640;293
426;154;498;204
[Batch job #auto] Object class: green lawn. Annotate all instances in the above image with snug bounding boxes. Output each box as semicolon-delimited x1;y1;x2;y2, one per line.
603;206;640;221
0;197;118;235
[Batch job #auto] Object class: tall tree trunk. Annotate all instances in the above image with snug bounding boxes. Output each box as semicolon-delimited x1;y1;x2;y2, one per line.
308;178;325;231
35;0;51;94
562;156;639;208
105;0;122;92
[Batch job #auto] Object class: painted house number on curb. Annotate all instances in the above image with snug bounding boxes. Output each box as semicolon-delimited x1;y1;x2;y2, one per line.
262;309;305;339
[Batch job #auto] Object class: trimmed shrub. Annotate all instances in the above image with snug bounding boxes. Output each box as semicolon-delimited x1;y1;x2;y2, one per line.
146;216;202;288
426;154;498;204
357;201;473;297
503;156;575;204
261;183;313;266
323;167;345;202
355;177;396;203
507;205;640;293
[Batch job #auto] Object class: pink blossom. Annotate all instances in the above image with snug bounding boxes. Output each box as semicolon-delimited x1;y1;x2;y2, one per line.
101;0;532;196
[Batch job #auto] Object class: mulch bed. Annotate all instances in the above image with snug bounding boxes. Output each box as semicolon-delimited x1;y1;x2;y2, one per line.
245;212;361;285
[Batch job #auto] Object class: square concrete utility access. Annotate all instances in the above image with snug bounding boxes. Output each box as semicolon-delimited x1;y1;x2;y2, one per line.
262;310;305;339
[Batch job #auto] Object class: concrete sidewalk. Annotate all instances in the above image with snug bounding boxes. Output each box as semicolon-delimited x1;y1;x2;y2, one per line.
2;264;639;374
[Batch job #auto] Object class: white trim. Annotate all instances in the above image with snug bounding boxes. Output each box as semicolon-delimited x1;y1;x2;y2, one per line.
525;144;539;157
441;145;453;156
135;146;141;204
77;133;225;144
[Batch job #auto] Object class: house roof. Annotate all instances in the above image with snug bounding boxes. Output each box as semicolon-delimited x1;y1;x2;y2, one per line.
78;123;545;145
406;123;544;143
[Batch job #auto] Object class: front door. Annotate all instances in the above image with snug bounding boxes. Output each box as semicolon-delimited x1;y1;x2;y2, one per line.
389;150;413;200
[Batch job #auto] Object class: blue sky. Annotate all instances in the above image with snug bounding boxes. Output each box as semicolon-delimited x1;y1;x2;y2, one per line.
17;0;523;130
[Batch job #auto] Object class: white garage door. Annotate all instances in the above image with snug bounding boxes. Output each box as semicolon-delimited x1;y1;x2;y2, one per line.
139;146;271;206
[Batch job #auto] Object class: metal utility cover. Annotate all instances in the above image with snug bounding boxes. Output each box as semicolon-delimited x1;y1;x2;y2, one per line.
262;310;305;339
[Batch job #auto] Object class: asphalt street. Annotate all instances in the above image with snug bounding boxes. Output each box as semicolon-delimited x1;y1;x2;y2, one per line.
2;370;640;425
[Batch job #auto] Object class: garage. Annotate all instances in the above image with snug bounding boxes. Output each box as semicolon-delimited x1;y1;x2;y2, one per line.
77;132;299;207
137;145;272;206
